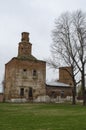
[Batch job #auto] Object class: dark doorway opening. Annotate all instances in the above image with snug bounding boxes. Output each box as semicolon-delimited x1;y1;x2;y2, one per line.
20;88;24;97
28;87;33;100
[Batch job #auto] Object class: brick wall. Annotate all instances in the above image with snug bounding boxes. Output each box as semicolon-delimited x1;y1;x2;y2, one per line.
58;66;74;86
0;93;4;102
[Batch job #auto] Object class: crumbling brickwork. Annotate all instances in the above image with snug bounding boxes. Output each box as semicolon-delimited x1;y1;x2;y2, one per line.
58;66;74;86
4;32;46;102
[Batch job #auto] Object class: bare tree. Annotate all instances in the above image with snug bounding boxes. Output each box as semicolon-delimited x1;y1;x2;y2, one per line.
47;10;86;105
72;10;86;105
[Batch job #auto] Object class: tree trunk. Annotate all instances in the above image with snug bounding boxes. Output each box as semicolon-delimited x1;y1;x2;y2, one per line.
72;85;76;105
82;66;86;105
72;74;76;105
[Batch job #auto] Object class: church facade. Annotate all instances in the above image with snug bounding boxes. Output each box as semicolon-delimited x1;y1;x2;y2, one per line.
4;32;46;102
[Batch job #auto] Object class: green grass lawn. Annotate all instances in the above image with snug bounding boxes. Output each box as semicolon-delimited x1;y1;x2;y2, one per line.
0;103;86;130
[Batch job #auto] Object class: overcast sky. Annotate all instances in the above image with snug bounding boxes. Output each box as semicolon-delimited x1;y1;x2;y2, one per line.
0;0;86;90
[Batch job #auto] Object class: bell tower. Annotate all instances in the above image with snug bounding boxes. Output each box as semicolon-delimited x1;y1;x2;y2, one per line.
18;32;32;57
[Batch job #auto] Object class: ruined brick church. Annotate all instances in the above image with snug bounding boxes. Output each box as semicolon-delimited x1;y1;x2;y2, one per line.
4;32;73;102
4;32;46;102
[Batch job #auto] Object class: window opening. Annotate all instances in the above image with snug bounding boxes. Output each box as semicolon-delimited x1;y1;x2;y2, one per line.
61;91;64;98
23;69;27;72
33;70;37;76
51;91;57;98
